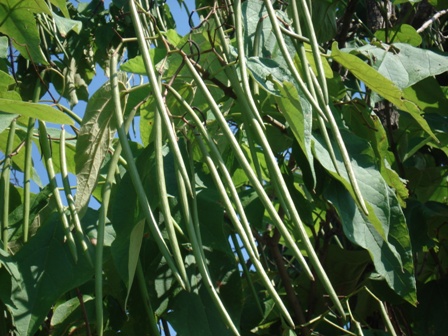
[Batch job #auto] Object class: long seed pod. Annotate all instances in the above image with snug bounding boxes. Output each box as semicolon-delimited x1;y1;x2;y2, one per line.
38;120;78;262
154;106;190;291
1;119;16;250
60;127;92;266
109;49;186;290
129;0;192;197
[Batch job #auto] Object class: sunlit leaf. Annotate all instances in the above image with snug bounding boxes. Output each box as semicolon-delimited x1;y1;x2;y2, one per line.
274;81;315;183
375;24;422;46
354;42;448;89
331;42;438;142
50;0;70;17
0;99;73;124
75;80;125;216
0;0;50;64
52;12;82;37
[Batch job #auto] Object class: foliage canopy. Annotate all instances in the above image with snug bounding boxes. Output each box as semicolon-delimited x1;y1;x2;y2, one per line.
0;0;448;335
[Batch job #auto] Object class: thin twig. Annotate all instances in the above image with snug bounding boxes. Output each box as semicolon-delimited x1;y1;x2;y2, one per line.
76;288;92;336
417;9;448;33
267;228;310;335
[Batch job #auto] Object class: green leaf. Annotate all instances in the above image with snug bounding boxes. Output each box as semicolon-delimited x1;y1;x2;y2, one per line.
0;0;50;64
402;77;448;115
313;130;398;241
138;96;156;146
325;180;416;305
314;128;418;305
0;248;20;283
42;134;77;175
412;280;448;334
407;166;448;203
75;80;125;216
50;295;95;334
308;0;337;43
50;0;70;17
0;99;73;124
323;245;372;295
166;288;236;336
0;36;7;58
120;47;168;75
404;200;434;252
331;42;438;142
354;42;448;89
2;213;94;335
124;219;144;307
242;0;296;68
428;0;448;10
274;81;315;184
52;12;82;37
0;112;17;134
246;56;292;95
7;184;53;246
0;131;41;182
375;24;422;46
341;100;408;206
54;58;89;107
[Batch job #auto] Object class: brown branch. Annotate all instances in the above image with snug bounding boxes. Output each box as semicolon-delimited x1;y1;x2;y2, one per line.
76;288;92;336
335;0;359;49
266;228;310;335
383;101;405;178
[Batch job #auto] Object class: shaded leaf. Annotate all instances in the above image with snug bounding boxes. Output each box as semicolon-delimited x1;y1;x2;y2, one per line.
412;280;448;335
1;213;94;335
166;288;235;336
308;0;337;43
317;130;417;307
341;100;408;205
50;295;95;335
325;180;416;305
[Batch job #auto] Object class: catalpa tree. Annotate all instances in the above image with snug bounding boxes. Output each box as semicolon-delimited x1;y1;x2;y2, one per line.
0;0;447;335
